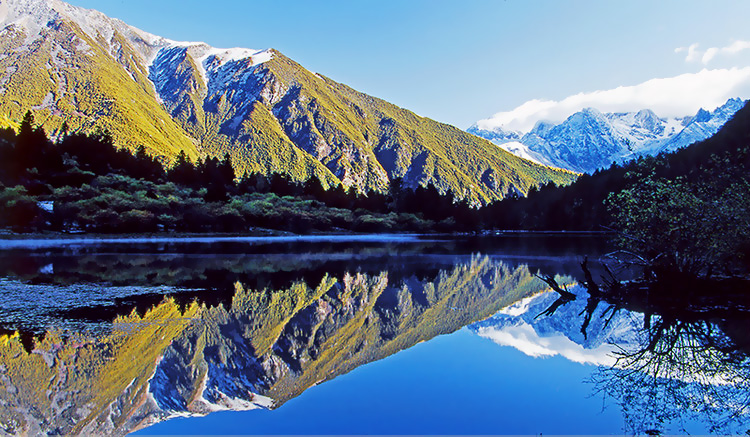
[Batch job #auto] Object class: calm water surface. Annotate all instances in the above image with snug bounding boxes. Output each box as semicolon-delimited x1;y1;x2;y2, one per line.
0;235;746;435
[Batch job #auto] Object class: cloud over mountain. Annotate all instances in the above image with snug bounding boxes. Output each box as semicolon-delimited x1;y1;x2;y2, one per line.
475;68;750;132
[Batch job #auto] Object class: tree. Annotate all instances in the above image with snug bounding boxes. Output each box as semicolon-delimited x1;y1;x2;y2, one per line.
167;151;199;187
607;174;750;276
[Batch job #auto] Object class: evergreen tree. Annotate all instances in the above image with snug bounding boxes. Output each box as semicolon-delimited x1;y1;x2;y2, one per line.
168;150;198;186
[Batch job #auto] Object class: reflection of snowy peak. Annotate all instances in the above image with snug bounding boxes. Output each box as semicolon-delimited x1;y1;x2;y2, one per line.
468;98;745;173
469;285;641;365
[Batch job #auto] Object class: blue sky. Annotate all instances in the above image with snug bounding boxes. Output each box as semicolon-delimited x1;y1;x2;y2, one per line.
69;0;750;130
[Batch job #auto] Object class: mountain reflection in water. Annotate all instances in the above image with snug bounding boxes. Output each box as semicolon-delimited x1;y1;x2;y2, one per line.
479;262;750;435
0;236;597;435
0;235;746;435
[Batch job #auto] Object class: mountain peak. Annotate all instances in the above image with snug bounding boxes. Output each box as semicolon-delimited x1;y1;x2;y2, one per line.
633;109;661;131
635;108;657;120
530;120;555;137
580;107;603;116
0;0;576;203
693;108;711;123
1;0;274;77
0;0;58;31
0;0;113;34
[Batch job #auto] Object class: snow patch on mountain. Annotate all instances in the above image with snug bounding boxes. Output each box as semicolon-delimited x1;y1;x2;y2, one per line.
497;141;550;167
148;352;274;421
193;46;273;87
475;322;618;365
0;0;58;43
658;97;745;153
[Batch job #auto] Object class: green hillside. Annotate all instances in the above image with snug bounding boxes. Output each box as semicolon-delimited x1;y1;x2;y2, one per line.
0;21;200;162
1;3;576;203
184;51;578;203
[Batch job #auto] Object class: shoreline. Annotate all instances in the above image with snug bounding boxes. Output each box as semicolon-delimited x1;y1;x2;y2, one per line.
0;229;615;250
0;229;615;242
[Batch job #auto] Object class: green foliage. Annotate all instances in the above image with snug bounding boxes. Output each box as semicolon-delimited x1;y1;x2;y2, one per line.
602;102;750;276
2;18;576;204
0;185;46;231
608;172;750;275
250;53;577;203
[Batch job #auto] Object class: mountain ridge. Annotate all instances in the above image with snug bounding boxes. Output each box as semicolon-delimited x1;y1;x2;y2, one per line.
0;0;576;202
469;98;745;173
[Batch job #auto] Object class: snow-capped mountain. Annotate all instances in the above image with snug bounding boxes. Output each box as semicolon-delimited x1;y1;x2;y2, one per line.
468;98;745;173
658;98;746;153
0;0;575;203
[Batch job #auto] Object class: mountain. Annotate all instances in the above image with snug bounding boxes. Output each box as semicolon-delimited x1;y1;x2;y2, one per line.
658;98;745;153
0;0;575;203
468;98;745;174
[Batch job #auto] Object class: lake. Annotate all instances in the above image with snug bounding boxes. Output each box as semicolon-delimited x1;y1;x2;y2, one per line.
0;235;747;435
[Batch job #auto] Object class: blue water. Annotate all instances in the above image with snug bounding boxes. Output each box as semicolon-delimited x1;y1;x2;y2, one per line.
137;328;622;435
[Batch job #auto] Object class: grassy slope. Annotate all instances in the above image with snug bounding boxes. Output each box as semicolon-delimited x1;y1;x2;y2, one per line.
256;53;578;203
161;49;576;201
0;21;199;162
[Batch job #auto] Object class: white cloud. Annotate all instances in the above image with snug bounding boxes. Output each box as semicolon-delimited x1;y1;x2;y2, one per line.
702;47;719;64
687;44;701;62
475;67;750;132
725;40;750;54
679;40;750;65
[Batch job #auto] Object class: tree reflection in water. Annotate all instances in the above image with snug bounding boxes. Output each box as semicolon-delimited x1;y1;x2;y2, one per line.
541;259;750;434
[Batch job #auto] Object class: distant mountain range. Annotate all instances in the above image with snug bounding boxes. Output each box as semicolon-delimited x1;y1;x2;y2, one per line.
0;0;575;203
468;98;745;173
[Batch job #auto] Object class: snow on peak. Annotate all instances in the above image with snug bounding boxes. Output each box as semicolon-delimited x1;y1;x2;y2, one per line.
580;107;602;115
202;47;273;66
148;42;273;89
0;0;60;41
0;0;167;61
1;0;273;72
470;286;642;366
189;45;274;84
529;120;555;137
471;97;745;173
498;141;546;166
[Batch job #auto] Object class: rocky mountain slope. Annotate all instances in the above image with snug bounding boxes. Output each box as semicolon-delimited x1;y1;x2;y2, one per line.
469;98;745;174
0;0;575;202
